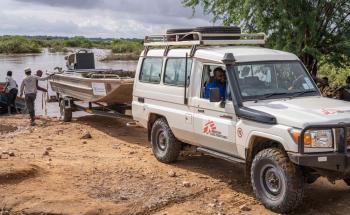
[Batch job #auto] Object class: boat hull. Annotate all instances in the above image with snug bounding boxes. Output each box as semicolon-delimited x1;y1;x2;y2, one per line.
50;74;134;104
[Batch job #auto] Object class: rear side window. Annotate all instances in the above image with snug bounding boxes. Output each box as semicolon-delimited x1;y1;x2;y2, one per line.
164;58;192;86
139;58;163;83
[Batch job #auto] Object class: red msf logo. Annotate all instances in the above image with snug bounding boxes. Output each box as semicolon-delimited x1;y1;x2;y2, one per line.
203;120;216;134
321;108;338;115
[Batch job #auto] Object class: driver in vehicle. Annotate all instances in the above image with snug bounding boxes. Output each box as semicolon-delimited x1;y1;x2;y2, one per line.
204;67;227;100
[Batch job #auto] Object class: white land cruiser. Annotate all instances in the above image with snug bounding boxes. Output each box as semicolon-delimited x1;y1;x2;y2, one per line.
132;26;350;213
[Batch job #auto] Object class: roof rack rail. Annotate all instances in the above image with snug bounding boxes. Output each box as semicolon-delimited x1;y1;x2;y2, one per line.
144;32;267;47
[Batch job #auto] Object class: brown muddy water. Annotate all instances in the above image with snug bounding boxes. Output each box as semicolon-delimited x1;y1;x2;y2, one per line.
0;48;138;117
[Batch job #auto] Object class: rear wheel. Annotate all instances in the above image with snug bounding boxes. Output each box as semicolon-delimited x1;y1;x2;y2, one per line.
251;148;304;214
59;99;72;122
151;118;181;163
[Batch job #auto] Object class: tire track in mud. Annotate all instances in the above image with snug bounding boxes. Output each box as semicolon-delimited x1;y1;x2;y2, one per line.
134;186;221;215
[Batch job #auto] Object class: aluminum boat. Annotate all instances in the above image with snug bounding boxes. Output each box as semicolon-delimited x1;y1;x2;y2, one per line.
50;69;134;104
49;50;134;104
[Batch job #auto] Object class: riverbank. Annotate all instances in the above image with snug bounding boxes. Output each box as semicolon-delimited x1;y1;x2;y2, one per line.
0;36;143;57
99;53;140;61
1;115;350;214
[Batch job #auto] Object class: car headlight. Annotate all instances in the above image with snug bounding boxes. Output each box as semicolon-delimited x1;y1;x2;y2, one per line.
288;128;333;148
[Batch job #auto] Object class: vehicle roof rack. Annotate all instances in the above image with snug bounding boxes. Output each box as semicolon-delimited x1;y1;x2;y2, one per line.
144;32;267;47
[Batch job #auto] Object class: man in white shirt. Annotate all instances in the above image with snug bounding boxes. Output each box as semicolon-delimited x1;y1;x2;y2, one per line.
3;71;18;114
20;68;52;125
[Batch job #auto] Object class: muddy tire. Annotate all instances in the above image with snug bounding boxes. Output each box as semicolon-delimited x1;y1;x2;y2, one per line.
251;148;304;214
151;118;181;163
343;178;350;186
60;99;72;122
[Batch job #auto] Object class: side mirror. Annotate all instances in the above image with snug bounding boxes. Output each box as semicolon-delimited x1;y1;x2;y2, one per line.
209;88;221;103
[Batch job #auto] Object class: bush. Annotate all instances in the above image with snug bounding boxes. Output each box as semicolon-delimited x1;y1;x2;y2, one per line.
111;40;143;54
0;36;143;54
318;64;350;87
0;36;41;54
64;36;93;48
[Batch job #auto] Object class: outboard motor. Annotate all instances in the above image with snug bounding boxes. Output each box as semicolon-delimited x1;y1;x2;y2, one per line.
65;49;95;70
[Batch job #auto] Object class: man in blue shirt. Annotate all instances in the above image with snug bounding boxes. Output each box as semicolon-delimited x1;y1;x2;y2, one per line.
204;67;227;100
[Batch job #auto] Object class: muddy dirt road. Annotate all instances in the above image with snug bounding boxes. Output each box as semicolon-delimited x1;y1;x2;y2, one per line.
0;115;349;215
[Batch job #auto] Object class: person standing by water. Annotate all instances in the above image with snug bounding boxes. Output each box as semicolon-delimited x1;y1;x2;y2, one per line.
36;70;48;93
2;71;18;114
20;68;52;125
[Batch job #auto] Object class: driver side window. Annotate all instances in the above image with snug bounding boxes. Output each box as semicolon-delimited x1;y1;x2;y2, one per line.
200;64;227;100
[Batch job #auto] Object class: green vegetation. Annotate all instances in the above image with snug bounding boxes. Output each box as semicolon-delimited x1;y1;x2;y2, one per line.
100;53;140;61
0;36;41;54
111;39;143;54
0;35;143;56
318;63;350;87
100;39;143;61
184;0;350;77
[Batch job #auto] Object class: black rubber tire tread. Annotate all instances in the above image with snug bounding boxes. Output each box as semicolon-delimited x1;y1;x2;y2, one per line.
166;28;195;34
60;99;72;122
343;178;350;186
151;118;181;163
194;26;241;34
251;148;304;214
166;28;196;41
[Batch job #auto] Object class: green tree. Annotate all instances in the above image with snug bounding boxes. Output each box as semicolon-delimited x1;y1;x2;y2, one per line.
183;0;350;76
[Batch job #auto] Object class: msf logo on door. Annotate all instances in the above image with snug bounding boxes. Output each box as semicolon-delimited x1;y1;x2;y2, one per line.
202;119;228;139
203;120;217;134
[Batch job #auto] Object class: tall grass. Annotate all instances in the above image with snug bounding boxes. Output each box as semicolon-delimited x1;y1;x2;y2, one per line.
0;36;41;54
0;36;144;55
111;39;143;54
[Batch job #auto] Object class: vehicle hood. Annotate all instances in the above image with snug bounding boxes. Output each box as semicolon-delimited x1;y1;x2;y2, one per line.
244;96;350;128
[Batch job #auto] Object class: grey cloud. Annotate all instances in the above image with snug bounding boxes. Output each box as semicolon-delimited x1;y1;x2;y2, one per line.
14;0;206;19
2;0;213;38
15;0;100;9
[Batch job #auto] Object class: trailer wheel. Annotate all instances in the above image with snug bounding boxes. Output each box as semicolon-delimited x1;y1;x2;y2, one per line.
251;148;304;214
343;178;350;186
60;99;72;122
151;118;181;163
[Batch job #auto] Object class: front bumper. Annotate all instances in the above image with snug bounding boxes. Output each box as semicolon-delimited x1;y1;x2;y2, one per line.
288;123;350;173
288;152;350;173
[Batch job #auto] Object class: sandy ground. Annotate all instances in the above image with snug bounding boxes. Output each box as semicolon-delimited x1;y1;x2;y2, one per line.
0;115;349;215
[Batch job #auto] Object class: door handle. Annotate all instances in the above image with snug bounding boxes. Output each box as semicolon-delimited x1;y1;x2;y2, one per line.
220;115;233;119
138;97;145;103
198;109;205;113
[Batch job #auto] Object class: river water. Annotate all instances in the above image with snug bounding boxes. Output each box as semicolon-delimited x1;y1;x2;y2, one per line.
0;48;138;117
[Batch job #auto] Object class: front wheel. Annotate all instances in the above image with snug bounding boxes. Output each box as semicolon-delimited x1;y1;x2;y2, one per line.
251;148;304;214
151;118;181;163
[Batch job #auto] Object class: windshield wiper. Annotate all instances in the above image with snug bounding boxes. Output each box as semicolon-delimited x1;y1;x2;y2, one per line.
290;90;318;98
261;92;289;99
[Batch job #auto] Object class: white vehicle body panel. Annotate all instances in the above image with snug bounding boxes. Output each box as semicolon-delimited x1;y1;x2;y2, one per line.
133;45;350;160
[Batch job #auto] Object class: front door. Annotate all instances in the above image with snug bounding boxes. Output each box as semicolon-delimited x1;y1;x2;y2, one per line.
192;64;238;156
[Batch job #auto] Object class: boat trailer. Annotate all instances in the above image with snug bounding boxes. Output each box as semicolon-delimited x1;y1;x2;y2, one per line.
58;96;136;126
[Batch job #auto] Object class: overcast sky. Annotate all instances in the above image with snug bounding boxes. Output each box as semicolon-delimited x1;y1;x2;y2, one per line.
0;0;214;38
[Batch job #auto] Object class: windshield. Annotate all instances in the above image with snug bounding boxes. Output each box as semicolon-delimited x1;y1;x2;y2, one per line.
234;61;318;100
